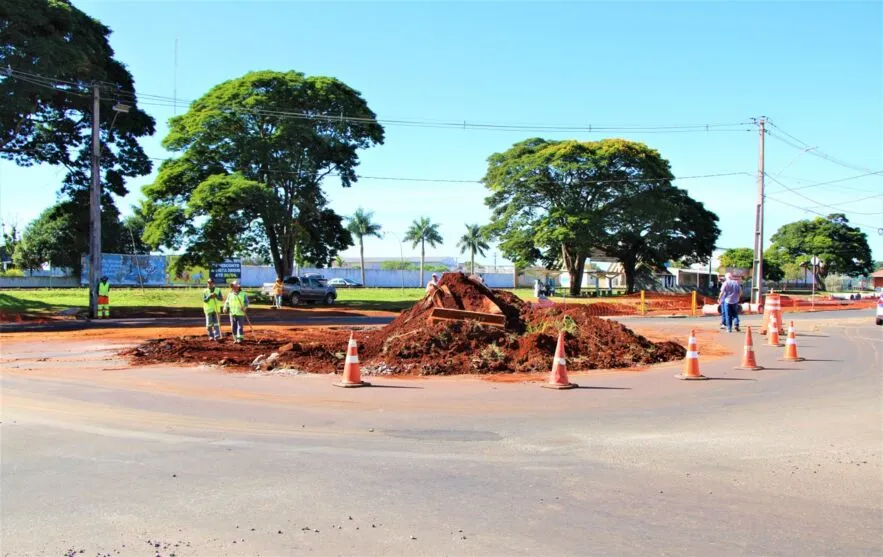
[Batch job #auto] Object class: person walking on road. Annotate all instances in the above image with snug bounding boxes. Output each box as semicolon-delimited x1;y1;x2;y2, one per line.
718;272;743;333
202;278;223;340
96;276;111;319
223;281;249;343
272;277;284;309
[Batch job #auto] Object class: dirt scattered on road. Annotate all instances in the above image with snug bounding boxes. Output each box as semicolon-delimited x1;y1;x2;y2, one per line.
125;273;685;375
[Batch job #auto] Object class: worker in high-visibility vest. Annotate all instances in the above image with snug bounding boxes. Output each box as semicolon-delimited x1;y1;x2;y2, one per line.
202;278;223;340
96;276;111;319
222;280;249;343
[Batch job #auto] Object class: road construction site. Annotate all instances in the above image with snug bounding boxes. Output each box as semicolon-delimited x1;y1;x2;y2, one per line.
1;280;881;556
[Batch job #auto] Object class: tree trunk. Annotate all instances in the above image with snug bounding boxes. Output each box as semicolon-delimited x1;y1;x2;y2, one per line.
420;240;425;287
563;246;586;296
512;264;519;288
622;257;637;294
358;237;366;286
471;252;475;275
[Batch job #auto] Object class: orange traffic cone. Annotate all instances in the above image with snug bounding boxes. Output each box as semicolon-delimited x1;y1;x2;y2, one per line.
676;329;708;380
334;333;371;388
542;331;577;389
734;326;763;370
766;313;783;347
780;321;805;362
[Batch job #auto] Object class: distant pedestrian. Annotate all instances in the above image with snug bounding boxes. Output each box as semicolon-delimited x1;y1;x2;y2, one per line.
426;273;439;294
96;276;111;319
718;273;743;333
202;278;223;340
223;281;249;343
272;277;284;309
534;279;543;299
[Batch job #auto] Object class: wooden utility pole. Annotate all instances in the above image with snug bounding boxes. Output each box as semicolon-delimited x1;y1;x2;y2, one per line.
752;117;765;306
89;84;101;319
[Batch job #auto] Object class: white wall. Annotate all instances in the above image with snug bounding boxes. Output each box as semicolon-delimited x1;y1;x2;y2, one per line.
239;266;520;288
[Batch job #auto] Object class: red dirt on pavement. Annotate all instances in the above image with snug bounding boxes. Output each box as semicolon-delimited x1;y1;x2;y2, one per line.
124;272;685;375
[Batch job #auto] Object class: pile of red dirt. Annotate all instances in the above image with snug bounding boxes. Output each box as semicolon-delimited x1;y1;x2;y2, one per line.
124;272;685;375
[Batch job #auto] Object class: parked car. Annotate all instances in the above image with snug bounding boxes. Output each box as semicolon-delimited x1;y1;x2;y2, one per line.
261;275;337;306
327;278;363;288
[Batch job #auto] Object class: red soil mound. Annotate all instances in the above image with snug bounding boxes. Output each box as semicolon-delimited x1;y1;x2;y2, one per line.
125;272;684;375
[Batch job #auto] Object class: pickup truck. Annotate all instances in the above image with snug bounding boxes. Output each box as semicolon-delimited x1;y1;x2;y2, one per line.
262;275;337;306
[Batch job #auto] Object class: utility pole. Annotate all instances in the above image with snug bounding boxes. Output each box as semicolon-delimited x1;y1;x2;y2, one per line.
89;84;102;319
752;117;765;307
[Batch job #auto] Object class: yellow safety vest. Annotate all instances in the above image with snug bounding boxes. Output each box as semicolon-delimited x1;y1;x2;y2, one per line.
225;291;248;316
98;281;110;296
203;287;222;314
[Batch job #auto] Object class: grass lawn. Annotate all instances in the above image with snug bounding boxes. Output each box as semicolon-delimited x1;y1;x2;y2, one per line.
0;286;635;318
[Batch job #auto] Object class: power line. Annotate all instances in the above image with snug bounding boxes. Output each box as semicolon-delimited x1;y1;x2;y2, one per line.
4;68;754;135
764;196;882;231
766;120;876;173
764;172;883;216
771;170;883;193
144;157;749;185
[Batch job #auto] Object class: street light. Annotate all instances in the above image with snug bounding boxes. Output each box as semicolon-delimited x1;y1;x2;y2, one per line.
384;231;405;290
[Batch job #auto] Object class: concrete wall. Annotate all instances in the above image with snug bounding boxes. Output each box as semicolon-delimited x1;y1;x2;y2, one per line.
0;276;80;288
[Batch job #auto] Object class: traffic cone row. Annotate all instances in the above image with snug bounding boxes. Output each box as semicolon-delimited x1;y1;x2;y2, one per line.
329;321;807;390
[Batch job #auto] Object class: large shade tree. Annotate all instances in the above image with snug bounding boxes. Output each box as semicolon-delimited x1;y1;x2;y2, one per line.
456;223;490;274
141;70;384;277
484;138;720;294
346;208;382;286
768;214;873;289
1;0;155;196
1;0;156;276
719;247;783;281
404;217;443;287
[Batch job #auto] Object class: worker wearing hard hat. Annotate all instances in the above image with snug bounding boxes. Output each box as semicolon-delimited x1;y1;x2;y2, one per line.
222;281;249;343
426;273;439;294
202;278;223;340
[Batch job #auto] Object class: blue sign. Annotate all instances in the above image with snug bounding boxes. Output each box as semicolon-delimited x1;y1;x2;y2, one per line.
210;259;242;282
81;254;168;286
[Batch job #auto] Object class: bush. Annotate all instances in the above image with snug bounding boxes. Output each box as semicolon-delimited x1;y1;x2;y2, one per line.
0;268;25;277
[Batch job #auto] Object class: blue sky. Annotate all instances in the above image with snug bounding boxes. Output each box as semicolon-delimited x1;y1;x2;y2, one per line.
2;0;881;265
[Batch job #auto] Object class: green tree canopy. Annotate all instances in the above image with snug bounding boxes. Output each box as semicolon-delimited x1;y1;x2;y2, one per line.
1;0;155;197
13;194;129;275
768;214;873;289
456;224;490;274
346;208;382;286
719;247;783;281
141;70;384;277
483;138;720;294
404;217;443;286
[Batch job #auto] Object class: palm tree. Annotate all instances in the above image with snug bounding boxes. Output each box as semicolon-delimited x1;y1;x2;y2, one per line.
456;224;490;274
404;217;444;287
345;208;382;287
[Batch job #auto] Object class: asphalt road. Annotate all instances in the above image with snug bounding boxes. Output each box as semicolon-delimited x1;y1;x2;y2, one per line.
1;312;881;556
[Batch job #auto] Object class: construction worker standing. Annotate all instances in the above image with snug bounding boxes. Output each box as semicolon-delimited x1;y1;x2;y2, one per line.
223;280;249;343
272;277;284;309
96;276;111;319
202;278;223;340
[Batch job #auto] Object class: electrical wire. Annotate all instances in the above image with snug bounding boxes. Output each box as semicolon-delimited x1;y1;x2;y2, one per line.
766;120;876;173
4;68;754;134
764;173;883;216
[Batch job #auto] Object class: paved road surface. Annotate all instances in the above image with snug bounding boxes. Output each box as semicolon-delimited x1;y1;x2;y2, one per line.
1;312;880;556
